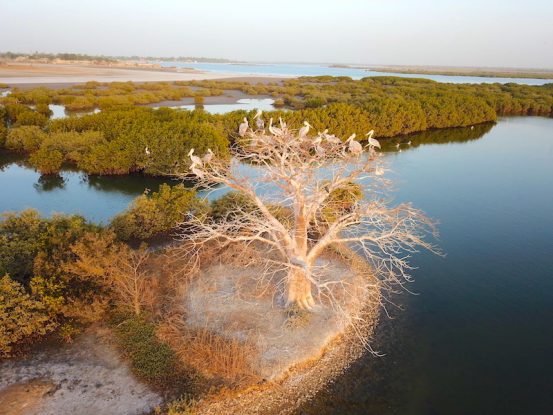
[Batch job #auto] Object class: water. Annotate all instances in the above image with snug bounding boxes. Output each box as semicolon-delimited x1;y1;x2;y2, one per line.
1;117;552;413
161;98;276;114
302;117;553;414
158;62;553;85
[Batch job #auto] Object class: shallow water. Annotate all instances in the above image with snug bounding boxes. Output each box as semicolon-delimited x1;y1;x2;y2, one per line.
163;98;275;114
158;62;553;85
1;117;552;414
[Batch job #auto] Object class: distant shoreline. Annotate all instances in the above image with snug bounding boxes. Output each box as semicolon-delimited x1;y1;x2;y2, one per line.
0;62;285;86
364;65;553;80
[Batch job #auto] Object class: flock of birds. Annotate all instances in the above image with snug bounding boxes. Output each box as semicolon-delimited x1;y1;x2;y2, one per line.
238;110;384;156
141;109;393;179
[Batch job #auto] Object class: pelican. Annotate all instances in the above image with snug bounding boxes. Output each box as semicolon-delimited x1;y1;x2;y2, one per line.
346;133;363;155
239;117;249;137
299;121;312;138
375;166;385;176
395;143;400;149
279;117;287;129
188;148;203;167
254;109;264;130
365;130;380;149
145;146;151;156
407;140;412;145
268;117;282;136
191;165;204;179
312;136;325;156
202;148;214;163
470;126;474;130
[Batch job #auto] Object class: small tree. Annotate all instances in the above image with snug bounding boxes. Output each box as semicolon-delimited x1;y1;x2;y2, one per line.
178;120;436;310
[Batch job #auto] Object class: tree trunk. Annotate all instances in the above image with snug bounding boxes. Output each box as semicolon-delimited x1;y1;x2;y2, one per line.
286;265;315;310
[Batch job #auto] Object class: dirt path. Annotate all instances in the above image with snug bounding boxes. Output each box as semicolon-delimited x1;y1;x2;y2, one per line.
0;327;161;415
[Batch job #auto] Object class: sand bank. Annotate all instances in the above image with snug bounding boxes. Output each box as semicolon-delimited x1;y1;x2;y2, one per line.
0;63;263;86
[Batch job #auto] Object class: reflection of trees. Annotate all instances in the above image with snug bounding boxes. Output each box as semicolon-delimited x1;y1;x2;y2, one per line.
0;152;29;172
85;173;178;195
33;174;66;192
380;122;495;151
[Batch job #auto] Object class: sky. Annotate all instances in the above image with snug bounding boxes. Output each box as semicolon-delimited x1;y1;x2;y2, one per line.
1;0;552;68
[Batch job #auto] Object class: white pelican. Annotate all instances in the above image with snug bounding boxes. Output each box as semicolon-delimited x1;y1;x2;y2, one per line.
298;121;312;138
188;148;203;167
312;136;325;156
407;140;412;145
239;117;249;137
365;130;380;149
191;165;204;179
254;110;264;130
202;148;214;163
346;134;363;155
279;117;287;129
395;143;400;149
268;118;282;136
145;146;151;156
375;166;385;176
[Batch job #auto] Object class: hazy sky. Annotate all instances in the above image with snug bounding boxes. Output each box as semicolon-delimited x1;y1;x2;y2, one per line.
1;0;552;68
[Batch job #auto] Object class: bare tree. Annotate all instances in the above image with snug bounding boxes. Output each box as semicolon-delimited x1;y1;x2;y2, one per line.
177;119;436;311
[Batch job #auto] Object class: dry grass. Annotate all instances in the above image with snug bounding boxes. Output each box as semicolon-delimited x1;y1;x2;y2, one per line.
157;314;260;387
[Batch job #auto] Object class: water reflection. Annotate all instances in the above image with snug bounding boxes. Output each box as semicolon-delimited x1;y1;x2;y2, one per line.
33;174;66;192
380;122;494;151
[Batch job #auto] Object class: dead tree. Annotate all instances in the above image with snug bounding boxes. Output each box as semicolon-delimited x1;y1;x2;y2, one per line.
177;119;436;311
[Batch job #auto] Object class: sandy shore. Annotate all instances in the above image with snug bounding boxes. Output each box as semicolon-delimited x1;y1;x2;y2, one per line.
0;63;284;86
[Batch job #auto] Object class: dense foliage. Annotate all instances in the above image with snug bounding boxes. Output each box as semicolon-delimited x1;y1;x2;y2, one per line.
0;210;104;355
110;183;207;241
1;76;552;176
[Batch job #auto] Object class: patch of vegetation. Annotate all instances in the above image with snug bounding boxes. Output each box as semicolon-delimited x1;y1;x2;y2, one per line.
114;316;189;391
111;184;207;241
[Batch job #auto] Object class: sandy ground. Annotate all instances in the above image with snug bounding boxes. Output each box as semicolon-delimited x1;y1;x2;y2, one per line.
0;327;161;415
0;63;244;85
183;244;381;415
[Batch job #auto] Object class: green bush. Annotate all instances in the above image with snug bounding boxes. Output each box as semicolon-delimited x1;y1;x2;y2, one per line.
0;275;57;356
115;317;178;387
29;148;64;175
110;184;207;240
209;191;257;222
5;126;47;152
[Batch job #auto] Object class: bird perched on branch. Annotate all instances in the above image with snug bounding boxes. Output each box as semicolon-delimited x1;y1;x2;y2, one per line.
202;148;214;163
299;121;313;138
346;133;363;155
239;117;249;137
254;109;264;130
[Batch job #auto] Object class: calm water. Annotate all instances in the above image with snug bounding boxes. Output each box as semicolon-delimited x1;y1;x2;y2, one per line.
1;117;552;413
159;98;276;114
158;62;553;85
302;117;553;414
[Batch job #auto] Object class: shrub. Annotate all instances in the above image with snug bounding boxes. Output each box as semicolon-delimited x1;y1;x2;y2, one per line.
0;275;57;356
115;317;180;387
209;191;256;222
111;184;207;241
5;126;47;152
29;148;64;175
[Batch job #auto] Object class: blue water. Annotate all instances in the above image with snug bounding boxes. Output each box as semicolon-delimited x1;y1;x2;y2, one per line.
303;117;553;414
158;62;552;85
